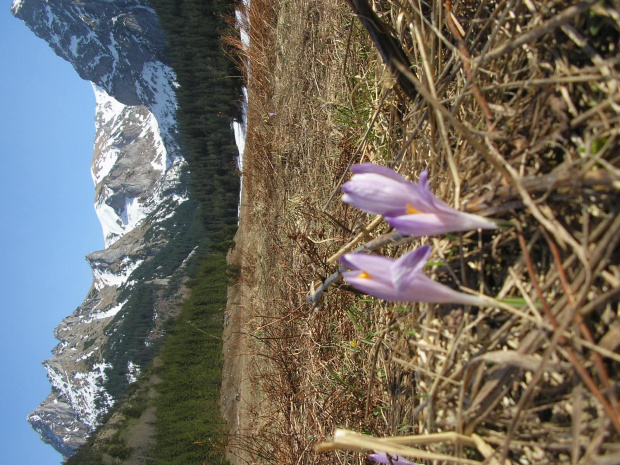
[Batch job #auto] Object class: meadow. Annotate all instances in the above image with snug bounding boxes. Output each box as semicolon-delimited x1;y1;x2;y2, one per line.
224;1;620;464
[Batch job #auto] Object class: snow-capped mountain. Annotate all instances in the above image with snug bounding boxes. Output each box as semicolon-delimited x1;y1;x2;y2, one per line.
12;0;197;456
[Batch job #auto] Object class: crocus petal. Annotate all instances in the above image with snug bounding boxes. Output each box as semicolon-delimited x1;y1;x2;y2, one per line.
340;253;394;279
458;211;500;230
399;273;488;306
368;451;420;465
341;248;489;307
340;253;396;299
342;164;426;216
386;211;497;237
342;173;417;216
391;245;430;293
416;170;452;212
350;163;410;182
341;271;400;301
344;164;500;237
386;214;458;237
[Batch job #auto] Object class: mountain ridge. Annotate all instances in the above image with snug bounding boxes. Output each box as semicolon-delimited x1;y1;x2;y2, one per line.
12;0;199;456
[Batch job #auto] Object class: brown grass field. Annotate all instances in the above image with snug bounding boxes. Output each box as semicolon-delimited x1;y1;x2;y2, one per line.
220;1;620;464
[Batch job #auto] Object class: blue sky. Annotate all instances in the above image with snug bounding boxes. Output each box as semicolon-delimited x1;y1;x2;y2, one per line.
1;4;102;464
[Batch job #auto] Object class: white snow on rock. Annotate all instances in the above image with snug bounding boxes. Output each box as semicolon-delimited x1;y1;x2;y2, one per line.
46;361;115;429
69;35;79;57
80;300;127;323
91;82;189;248
138;61;180;165
119;196;148;231
94;186;125;247
11;0;24;13
91;85;124;185
92;258;144;291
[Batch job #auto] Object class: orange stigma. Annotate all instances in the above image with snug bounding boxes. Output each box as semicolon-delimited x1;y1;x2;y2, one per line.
357;271;372;279
406;204;422;214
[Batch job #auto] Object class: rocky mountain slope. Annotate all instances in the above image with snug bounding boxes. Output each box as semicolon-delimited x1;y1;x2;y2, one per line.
12;0;199;456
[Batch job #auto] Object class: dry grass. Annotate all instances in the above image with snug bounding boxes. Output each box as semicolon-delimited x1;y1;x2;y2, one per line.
223;1;620;464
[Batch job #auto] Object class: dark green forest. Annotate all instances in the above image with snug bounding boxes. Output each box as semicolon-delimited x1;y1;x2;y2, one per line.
66;0;242;462
150;0;242;235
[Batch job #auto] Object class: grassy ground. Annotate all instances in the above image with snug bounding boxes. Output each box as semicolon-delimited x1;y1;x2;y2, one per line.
223;1;620;464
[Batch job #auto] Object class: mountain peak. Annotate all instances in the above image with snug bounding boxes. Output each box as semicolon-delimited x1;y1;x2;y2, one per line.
13;0;167;106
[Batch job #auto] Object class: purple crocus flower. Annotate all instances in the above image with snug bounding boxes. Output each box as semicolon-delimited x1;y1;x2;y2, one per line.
342;163;498;237
340;245;488;306
368;451;420;465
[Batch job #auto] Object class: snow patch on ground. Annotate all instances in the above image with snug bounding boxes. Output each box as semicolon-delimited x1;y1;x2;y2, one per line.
233;87;248;169
233;6;249;220
76;349;98;362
